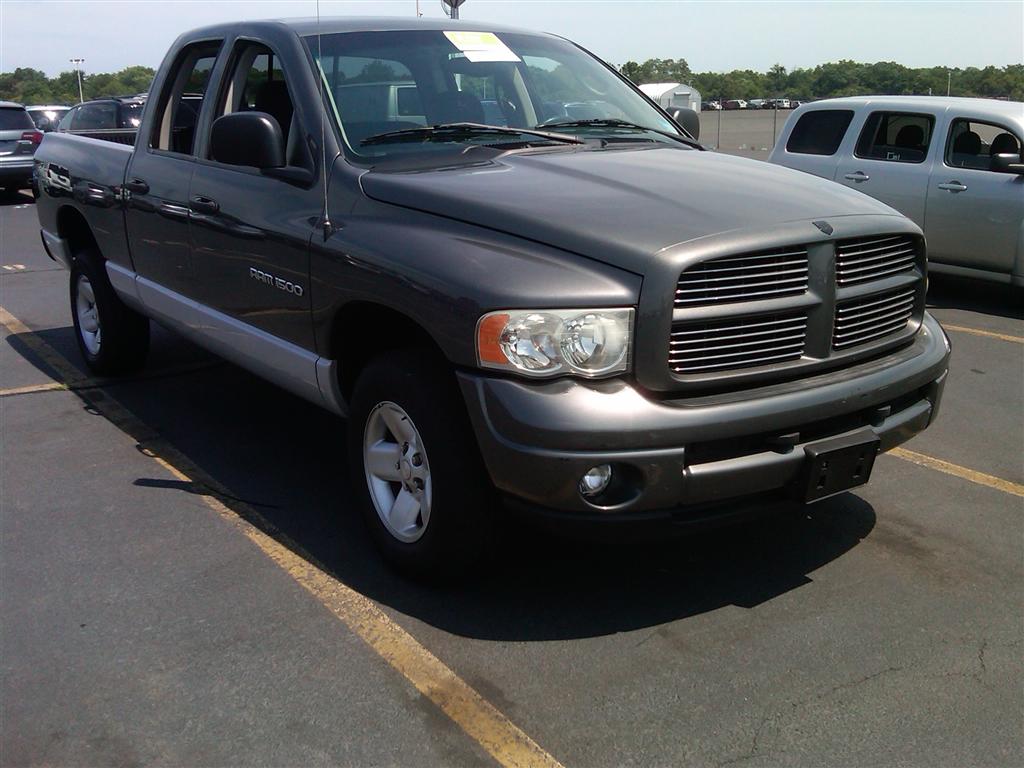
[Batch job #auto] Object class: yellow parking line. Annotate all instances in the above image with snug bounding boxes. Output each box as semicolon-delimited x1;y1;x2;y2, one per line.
0;306;91;387
0;381;68;397
0;304;564;768
941;324;1024;344
889;447;1024;498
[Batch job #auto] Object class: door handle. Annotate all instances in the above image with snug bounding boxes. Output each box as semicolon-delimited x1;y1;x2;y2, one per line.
190;195;220;214
938;181;968;192
124;178;149;194
844;171;870;182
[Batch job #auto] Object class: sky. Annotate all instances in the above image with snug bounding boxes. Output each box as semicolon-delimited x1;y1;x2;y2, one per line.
3;0;1023;76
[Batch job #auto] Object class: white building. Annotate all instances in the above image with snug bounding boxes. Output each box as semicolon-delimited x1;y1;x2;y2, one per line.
638;82;702;112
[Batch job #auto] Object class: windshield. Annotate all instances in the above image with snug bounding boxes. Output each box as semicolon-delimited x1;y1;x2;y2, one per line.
306;29;683;162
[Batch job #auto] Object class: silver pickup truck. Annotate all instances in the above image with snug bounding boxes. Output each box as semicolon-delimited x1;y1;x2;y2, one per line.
34;18;950;577
769;96;1024;286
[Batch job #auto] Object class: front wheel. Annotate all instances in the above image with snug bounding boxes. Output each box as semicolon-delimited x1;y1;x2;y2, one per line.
70;251;150;375
348;348;493;579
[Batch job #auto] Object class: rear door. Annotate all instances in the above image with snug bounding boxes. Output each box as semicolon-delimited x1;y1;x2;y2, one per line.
187;39;319;349
834;109;941;225
124;40;221;298
925;115;1023;275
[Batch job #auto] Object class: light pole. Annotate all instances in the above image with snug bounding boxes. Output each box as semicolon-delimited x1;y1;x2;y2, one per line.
947;70;952;97
70;58;85;103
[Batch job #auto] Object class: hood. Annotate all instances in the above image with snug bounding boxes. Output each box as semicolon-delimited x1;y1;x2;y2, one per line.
361;146;903;274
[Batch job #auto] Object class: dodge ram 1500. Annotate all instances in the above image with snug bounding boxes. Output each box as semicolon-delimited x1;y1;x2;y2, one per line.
34;17;950;576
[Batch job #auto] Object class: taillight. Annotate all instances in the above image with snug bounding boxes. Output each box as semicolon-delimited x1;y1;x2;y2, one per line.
20;130;43;145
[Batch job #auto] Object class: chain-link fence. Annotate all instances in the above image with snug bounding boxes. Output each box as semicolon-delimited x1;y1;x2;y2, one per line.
698;108;795;158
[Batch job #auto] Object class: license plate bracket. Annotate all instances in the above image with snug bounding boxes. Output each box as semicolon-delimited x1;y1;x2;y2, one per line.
802;431;880;503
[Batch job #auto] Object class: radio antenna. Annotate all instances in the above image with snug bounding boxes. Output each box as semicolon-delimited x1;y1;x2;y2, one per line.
316;0;333;239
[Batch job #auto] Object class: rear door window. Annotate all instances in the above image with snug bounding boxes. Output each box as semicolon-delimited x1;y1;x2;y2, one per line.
0;108;34;131
946;118;1022;170
149;41;221;155
855;111;934;164
785;110;854;155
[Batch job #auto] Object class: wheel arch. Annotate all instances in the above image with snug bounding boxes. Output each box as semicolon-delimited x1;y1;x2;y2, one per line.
56;204;99;261
329;300;453;401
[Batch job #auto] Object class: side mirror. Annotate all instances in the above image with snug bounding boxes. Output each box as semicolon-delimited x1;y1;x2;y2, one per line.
210;112;285;169
990;152;1024;175
668;107;700;141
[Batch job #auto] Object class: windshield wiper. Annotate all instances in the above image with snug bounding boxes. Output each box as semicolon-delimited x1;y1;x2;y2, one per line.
360;122;584;147
537;119;702;149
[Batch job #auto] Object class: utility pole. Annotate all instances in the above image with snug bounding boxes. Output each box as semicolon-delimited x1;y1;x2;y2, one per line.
947;70;952;96
70;58;85;103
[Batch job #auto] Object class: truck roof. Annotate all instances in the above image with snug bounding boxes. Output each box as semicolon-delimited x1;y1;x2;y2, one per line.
803;95;1023;121
181;16;554;40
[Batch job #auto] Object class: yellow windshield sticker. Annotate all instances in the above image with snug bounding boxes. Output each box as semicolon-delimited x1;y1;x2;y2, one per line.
443;31;521;63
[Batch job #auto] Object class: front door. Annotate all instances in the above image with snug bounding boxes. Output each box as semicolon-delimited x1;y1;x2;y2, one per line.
187;41;318;350
834;109;940;227
925;116;1024;275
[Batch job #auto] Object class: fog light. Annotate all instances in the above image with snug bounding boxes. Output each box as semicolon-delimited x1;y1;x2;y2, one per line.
579;464;613;498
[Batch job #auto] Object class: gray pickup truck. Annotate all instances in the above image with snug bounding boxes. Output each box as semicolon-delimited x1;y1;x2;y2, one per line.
34;18;950;576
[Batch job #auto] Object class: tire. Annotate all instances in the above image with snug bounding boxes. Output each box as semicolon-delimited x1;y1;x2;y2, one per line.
348;347;494;579
70;250;150;375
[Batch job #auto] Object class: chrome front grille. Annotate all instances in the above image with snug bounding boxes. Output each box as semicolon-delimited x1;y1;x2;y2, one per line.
674;247;809;307
833;287;916;350
665;230;924;384
835;234;917;285
669;312;808;373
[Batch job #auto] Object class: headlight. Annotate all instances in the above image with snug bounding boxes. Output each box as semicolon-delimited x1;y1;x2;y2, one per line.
476;308;633;378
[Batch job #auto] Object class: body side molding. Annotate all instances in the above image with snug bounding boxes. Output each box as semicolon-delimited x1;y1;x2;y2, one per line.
130;273;346;415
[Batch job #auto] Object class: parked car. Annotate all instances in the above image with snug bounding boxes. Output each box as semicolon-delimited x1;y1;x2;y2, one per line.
767;98;792;110
34;19;949;576
722;99;747;110
701;100;721;111
0;101;42;191
26;105;71;132
770;96;1024;285
56;96;147;145
748;99;767;110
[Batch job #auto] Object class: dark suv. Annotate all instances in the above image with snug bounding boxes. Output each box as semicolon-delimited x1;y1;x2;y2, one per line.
57;97;146;145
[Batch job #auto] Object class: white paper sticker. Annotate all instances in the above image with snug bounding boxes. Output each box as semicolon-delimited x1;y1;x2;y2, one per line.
444;31;521;63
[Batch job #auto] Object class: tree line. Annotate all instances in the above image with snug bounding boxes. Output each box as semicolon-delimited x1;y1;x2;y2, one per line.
620;58;1023;102
1;58;1022;106
0;66;156;105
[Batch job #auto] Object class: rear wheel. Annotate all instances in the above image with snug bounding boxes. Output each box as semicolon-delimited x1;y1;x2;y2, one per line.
70;251;150;375
348;348;493;579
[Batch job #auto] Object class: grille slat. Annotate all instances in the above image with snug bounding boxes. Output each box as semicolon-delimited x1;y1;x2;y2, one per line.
836;234;918;285
669;313;807;374
675;247;809;307
833;288;915;350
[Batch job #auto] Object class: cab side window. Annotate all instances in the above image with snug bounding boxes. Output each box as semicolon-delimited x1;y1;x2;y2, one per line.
213;43;309;169
946;118;1022;171
855;111;934;164
785;110;854;155
149;41;221;155
57;107;77;132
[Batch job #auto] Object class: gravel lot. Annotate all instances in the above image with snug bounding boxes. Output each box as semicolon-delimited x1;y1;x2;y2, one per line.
1;185;1021;767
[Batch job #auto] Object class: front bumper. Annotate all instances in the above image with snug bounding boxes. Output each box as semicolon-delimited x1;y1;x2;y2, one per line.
458;312;950;520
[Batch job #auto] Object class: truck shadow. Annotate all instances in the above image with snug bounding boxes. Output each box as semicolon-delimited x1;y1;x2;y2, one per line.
8;325;876;642
927;273;1022;320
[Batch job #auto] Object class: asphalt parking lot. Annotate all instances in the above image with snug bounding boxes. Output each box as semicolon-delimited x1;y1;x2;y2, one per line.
1;186;1021;767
